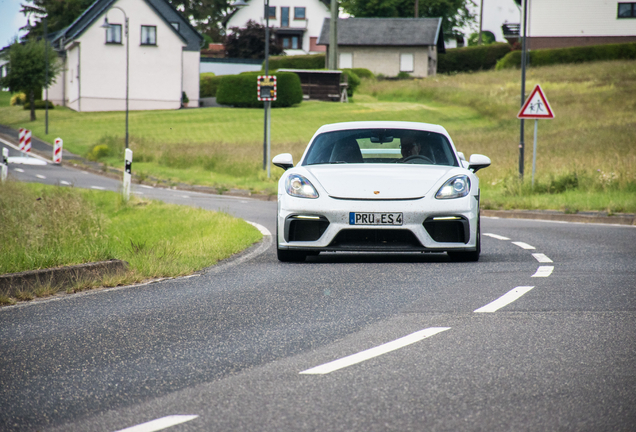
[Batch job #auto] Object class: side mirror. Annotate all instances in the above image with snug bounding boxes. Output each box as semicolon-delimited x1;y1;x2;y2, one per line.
468;154;491;173
273;153;294;171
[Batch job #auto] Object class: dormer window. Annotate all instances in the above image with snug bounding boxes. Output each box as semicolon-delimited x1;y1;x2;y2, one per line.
106;24;122;44
141;26;157;45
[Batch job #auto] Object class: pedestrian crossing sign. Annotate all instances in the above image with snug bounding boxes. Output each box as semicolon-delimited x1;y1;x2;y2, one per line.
517;84;554;119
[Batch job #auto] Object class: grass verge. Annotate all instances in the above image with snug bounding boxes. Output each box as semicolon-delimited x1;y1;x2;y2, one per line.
0;181;262;305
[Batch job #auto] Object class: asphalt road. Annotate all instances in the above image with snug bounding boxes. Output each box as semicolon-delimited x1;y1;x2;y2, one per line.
1;158;635;432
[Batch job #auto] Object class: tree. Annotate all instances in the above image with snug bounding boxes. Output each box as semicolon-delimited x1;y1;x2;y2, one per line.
166;0;234;42
225;20;283;59
339;0;477;39
467;30;495;46
0;38;61;121
20;0;94;38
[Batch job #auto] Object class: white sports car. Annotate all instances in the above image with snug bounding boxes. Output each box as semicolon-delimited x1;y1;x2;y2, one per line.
272;121;491;262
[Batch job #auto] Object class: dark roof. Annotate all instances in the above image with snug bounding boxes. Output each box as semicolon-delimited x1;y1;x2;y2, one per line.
318;18;442;47
50;0;202;51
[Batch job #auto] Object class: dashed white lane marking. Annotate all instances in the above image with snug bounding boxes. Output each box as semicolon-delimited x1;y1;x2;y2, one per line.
300;327;451;375
36;174;46;179
483;233;510;240
14;168;25;173
474;286;535;313
114;415;198;432
532;253;553;263
91;186;106;190
532;266;554;277
512;241;536;250
246;221;271;236
133;192;144;195
60;180;71;185
140;185;153;189
181;195;190;198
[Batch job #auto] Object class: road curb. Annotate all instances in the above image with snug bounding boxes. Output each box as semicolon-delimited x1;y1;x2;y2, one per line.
0;260;128;297
482;209;636;226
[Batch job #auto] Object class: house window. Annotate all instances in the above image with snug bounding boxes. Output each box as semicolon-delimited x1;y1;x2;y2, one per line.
400;53;414;72
618;2;636;17
106;24;122;44
294;7;306;19
268;6;276;19
171;22;179;31
339;52;353;69
281;7;289;27
141;26;157;45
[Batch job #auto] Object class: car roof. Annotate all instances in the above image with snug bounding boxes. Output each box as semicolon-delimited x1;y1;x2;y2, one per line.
314;121;450;135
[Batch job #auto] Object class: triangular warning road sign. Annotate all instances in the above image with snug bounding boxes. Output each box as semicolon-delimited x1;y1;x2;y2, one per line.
517;84;554;119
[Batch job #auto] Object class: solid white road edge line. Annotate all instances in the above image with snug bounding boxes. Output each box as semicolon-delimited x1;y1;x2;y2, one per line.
300;327;451;375
532;253;553;263
114;415;198;432
532;266;554;277
246;221;272;236
483;233;510;240
474;286;535;313
512;241;536;250
0;136;50;163
14;168;25;172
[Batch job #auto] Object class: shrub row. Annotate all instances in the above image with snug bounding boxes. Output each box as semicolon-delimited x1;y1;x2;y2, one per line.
266;54;326;70
24;100;54;110
200;74;223;98
438;42;512;73
496;42;636;69
216;72;303;108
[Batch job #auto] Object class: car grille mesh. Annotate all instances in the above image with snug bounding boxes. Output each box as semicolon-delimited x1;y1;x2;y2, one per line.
328;229;423;250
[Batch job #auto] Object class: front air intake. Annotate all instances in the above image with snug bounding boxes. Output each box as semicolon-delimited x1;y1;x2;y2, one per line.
423;217;469;243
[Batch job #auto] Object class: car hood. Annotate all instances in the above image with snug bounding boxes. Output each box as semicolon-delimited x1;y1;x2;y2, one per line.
304;164;455;199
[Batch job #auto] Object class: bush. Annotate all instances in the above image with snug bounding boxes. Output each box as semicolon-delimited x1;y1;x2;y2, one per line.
267;54;326;70
10;93;26;106
200;74;224;97
348;68;374;79
438;42;511;73
23;100;54;110
216;72;303;108
496;42;636;69
340;69;361;97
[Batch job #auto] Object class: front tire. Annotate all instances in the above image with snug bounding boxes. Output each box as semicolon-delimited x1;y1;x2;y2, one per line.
448;215;480;262
276;223;307;262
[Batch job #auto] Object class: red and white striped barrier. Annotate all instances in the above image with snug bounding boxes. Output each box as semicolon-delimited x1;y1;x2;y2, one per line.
19;128;31;153
53;138;63;164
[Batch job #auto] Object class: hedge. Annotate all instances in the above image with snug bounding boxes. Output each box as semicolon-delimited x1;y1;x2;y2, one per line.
347;68;374;79
266;54;326;70
496;42;636;69
200;74;223;98
23;100;54;110
438;42;512;73
216;72;303;108
341;69;361;97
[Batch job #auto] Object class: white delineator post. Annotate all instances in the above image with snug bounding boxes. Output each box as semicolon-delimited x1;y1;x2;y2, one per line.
123;148;132;201
1;148;8;183
53;138;63;164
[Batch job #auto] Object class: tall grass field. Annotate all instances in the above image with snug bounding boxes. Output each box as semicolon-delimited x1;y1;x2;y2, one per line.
1;59;634;212
0;181;262;304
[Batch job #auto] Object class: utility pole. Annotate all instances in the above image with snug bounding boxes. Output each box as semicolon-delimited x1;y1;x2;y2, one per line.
519;0;528;179
44;17;49;134
328;0;338;69
415;0;419;17
478;0;484;45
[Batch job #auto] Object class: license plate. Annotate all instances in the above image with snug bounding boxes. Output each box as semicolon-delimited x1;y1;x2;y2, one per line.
349;212;403;225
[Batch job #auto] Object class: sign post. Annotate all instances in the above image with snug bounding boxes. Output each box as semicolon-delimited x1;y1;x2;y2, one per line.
53;138;63;164
1;148;8;183
257;75;277;178
517;84;555;186
123;148;133;201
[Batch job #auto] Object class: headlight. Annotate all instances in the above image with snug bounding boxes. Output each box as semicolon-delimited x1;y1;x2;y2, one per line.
435;175;471;199
286;174;319;199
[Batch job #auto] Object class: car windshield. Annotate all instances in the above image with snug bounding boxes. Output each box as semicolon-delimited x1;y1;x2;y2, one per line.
303;129;459;167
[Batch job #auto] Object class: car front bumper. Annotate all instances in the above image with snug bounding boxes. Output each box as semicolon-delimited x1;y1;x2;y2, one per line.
277;193;480;253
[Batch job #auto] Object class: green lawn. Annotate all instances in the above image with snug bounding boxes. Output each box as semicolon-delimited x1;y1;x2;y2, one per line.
1;59;635;212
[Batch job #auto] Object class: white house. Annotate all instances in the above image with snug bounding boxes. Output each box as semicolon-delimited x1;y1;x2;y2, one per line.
225;0;330;55
318;18;445;78
506;0;636;49
47;0;203;112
